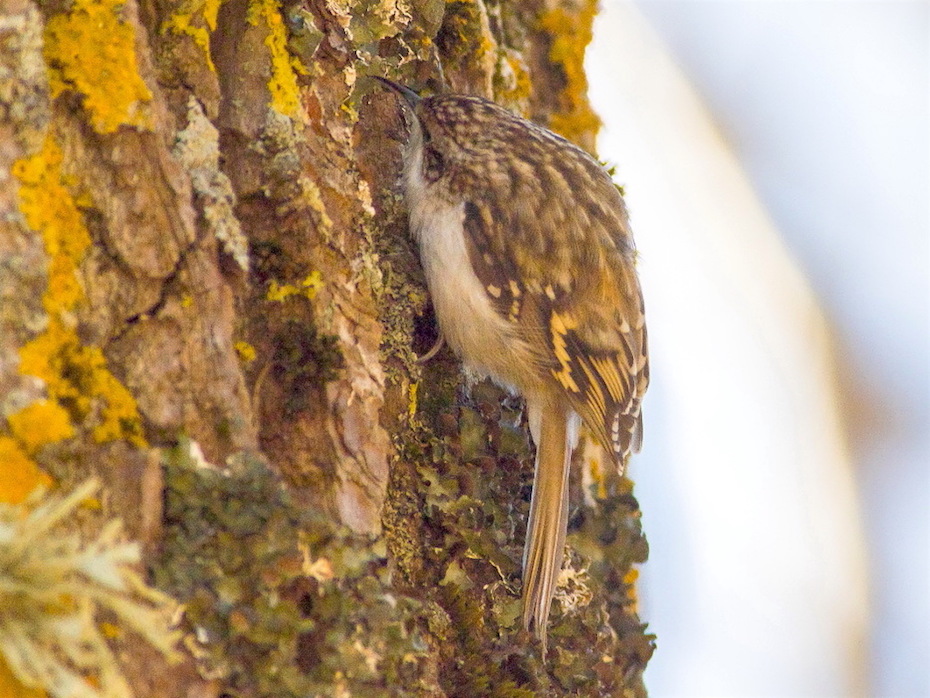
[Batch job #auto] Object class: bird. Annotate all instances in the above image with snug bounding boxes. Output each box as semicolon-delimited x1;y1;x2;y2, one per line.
375;76;649;654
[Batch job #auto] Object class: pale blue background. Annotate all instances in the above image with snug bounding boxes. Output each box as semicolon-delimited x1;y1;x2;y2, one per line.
588;2;929;695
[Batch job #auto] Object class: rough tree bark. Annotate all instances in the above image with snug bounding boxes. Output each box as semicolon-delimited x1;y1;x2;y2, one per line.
0;0;653;693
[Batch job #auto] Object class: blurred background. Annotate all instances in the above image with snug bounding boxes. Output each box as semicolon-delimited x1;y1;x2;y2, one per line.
586;1;929;696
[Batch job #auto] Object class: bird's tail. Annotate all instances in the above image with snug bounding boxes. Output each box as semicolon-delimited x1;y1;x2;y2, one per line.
522;402;573;655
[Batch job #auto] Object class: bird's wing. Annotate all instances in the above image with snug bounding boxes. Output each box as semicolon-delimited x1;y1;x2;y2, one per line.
462;198;649;465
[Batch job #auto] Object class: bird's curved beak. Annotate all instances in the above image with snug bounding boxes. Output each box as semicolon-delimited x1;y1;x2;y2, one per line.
373;76;422;109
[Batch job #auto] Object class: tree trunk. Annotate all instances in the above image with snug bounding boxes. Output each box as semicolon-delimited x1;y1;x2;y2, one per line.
0;0;653;692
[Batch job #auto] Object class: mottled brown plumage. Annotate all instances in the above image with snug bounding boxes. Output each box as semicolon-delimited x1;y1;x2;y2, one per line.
377;78;649;654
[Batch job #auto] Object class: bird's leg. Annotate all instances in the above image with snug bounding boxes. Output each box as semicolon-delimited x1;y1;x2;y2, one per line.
415;334;445;364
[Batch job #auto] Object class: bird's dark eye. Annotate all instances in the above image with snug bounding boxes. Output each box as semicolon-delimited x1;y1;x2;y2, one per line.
424;147;444;181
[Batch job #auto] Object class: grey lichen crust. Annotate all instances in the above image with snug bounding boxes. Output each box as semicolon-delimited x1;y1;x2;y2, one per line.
0;3;50;154
173;96;249;271
0;1;50;418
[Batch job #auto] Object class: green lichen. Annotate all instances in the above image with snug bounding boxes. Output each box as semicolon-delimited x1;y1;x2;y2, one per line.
435;0;495;86
283;5;324;65
370;190;430;384
155;442;429;697
384;377;538;694
259;110;334;238
43;0;152;134
382;367;652;695
347;0;410;56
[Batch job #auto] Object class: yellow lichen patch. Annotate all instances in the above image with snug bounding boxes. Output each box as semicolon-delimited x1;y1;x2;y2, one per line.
234;341;257;363
623;567;639;607
12;136;146;449
43;0;152;134
537;0;601;146
301;271;323;298
7;401;74;455
246;0;303;117
265;280;300;302
11;138;91;317
162;0;223;72
18;321;146;447
163;14;214;73
407;381;418;418
204;0;222;26
0;437;53;505
0;139;94;503
265;271;322;302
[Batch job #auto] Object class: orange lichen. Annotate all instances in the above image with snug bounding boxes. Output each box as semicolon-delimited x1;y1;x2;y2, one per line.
246;0;303;117
11;139;91;316
163;14;214;72
12;137;146;449
537;0;601;146
7;401;74;455
0;437;53;505
203;0;222;26
43;0;152;134
163;0;222;73
18;322;146;447
623;567;639;607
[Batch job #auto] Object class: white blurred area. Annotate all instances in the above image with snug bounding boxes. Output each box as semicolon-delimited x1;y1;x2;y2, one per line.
587;1;929;696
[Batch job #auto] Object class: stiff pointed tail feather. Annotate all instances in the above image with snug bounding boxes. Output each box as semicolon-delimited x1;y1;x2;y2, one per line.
521;403;573;654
